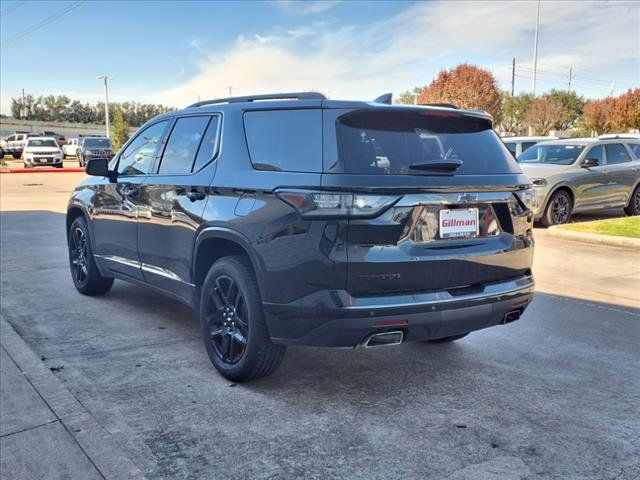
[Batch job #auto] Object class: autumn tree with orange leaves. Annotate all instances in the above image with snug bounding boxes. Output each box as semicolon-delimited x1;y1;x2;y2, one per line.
417;64;503;121
583;89;640;134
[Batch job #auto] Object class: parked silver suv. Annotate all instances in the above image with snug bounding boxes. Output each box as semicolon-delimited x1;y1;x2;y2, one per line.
518;138;640;225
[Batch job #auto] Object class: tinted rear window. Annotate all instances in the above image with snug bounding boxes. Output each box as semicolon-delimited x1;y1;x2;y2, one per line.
334;109;519;175
244;109;322;172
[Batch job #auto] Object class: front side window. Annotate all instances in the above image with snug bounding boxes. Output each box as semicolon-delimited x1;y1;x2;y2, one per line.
521;141;537;152
117;120;169;175
605;143;631;165
158;116;211;175
6;135;15;142
585;145;605;165
518;144;585;165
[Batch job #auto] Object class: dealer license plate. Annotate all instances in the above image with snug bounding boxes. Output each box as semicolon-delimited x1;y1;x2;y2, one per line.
439;208;479;239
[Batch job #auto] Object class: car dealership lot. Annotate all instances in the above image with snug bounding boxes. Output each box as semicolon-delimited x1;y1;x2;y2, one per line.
1;172;639;479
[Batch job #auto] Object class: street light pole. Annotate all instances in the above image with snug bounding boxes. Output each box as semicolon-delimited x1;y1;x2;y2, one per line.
97;75;111;138
531;0;541;97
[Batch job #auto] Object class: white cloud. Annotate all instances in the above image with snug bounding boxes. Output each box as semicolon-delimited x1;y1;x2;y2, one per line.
155;1;639;107
275;0;341;16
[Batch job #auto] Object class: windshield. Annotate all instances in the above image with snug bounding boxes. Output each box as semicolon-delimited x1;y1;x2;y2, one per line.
85;138;112;148
334;109;520;175
27;139;58;148
518;144;585;165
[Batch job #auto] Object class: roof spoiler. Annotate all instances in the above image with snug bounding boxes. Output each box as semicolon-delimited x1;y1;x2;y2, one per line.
187;92;326;108
373;93;393;105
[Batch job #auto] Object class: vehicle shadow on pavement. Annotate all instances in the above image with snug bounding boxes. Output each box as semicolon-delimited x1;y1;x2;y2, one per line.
2;210;639;480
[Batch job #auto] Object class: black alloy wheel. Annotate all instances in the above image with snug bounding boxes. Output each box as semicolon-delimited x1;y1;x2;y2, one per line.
204;274;249;365
69;226;89;288
624;186;640;216
542;190;572;226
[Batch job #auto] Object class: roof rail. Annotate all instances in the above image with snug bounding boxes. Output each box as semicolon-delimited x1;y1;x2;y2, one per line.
187;92;326;108
421;103;460;109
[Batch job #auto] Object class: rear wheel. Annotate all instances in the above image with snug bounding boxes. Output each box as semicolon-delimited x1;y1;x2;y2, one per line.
624;186;640;216
428;333;469;343
68;216;114;295
542;190;572;227
199;256;286;382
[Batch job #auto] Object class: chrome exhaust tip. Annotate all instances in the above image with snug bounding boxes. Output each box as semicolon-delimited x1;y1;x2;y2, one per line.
503;310;521;324
362;331;404;348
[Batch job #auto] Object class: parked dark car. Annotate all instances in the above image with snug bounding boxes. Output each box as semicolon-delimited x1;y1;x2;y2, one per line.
77;136;114;167
38;131;67;147
66;92;535;381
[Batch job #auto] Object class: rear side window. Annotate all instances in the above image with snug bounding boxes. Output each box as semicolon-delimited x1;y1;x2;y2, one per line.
334;109;519;175
158;116;211;174
244;109;322;172
521;141;537;152
192;116;221;172
628;143;640;158
605;143;631;164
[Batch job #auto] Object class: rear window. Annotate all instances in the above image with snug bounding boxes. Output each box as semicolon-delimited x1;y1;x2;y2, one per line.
334;109;519;175
244;109;322;172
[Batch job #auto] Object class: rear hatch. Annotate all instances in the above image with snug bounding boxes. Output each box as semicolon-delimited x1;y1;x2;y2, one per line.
322;107;534;297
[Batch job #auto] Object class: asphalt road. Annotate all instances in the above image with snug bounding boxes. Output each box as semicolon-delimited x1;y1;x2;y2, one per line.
1;173;639;479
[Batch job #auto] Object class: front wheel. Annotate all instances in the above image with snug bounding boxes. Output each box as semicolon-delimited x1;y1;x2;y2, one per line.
542;190;573;227
68;216;114;295
624;186;640;216
199;256;286;382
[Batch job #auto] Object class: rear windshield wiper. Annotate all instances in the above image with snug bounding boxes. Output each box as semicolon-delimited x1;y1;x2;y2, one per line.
408;159;463;172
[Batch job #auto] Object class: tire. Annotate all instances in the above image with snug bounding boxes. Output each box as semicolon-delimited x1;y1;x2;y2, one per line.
68;216;114;295
56;163;63;169
0;149;4;160
199;256;286;382
624;185;640;216
428;333;469;343
542;190;573;227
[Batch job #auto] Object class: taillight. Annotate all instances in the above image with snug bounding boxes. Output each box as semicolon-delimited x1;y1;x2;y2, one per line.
275;190;400;218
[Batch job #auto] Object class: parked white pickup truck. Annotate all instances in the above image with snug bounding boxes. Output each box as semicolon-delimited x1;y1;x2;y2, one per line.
62;138;79;158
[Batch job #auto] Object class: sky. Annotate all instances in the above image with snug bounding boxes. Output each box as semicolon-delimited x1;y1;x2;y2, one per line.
0;0;638;115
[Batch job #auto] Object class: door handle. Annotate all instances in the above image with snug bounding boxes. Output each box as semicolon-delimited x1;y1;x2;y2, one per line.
186;191;206;201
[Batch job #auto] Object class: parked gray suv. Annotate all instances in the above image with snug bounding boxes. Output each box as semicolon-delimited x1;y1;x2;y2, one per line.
518;138;640;225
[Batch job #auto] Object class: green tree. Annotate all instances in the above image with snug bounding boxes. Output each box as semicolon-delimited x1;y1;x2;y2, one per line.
546;89;585;130
395;87;423;105
500;93;532;134
111;106;130;150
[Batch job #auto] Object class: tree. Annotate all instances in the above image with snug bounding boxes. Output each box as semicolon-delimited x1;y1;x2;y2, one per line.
395;87;423;105
417;64;503;121
111;106;130;150
611;88;640;131
525;97;566;135
546;89;585;130
500;93;532;134
583;98;614;135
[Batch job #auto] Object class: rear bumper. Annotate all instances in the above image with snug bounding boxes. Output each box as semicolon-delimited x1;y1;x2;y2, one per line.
264;275;535;347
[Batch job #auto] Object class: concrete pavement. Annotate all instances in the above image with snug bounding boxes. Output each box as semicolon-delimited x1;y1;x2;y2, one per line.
1;172;639;479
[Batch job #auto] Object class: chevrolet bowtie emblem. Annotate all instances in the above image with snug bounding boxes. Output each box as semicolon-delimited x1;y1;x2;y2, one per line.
457;193;479;203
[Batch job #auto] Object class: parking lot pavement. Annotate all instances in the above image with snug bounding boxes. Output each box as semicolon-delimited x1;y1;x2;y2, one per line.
1;173;639;479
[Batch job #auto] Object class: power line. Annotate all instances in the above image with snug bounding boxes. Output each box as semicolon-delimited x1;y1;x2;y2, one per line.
1;1;84;48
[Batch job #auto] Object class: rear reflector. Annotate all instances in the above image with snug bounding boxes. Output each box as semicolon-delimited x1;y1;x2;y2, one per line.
373;319;408;328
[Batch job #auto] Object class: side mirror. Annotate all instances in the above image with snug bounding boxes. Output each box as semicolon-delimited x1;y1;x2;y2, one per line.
582;158;599;168
85;157;111;177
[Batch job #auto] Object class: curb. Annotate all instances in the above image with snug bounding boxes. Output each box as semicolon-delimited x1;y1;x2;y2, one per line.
547;225;640;249
0;168;85;174
0;317;147;480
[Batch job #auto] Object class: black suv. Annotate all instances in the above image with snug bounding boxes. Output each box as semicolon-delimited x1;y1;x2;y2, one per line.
67;92;535;382
77;136;114;167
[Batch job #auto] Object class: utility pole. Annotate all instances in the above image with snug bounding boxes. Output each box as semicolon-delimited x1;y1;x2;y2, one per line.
511;58;516;96
96;75;111;138
568;67;572;92
531;0;541;97
227;86;233;97
21;88;25;118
